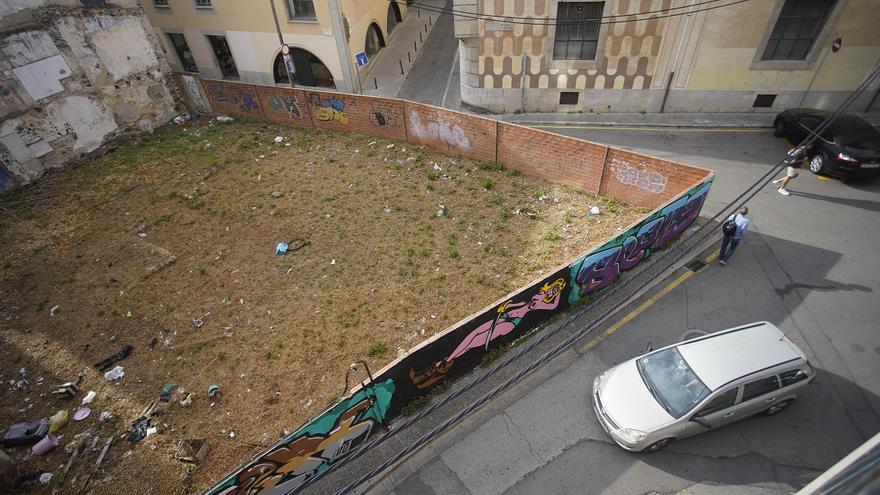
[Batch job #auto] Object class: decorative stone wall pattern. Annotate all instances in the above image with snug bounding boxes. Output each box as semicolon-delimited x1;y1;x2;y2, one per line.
478;0;670;90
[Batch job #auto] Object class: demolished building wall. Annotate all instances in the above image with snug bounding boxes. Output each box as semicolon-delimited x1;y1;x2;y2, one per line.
0;0;180;189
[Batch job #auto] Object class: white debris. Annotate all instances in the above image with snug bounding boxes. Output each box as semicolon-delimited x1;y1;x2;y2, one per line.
216;116;234;124
274;136;284;143
103;366;124;381
386;144;395;149
368;141;377;146
229;431;235;438
433;164;442;170
49;305;60;317
330;259;336;265
589;206;601;216
39;472;53;484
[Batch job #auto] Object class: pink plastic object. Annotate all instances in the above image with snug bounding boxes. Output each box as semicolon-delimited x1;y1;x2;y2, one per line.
32;434;59;455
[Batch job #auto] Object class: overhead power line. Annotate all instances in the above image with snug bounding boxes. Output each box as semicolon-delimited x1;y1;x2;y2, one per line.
391;0;752;26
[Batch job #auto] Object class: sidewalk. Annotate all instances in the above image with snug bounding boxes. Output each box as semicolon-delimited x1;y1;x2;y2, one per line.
360;0;449;98
498;111;880;129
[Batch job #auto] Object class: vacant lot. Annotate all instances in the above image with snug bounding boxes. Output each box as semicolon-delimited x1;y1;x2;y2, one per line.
0;119;647;493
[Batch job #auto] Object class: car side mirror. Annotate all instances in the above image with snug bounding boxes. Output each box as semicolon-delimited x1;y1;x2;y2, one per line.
691;416;711;429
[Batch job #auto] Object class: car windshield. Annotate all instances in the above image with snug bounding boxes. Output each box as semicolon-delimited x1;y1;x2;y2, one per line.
636;347;711;419
832;115;880;148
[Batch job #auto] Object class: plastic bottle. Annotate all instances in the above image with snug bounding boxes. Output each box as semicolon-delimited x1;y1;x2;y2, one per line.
47;410;69;434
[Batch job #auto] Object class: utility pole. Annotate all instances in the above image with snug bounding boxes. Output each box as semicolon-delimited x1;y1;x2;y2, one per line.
269;0;296;87
327;0;360;93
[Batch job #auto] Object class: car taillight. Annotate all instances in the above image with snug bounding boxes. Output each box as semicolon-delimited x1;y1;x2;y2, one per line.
838;152;859;163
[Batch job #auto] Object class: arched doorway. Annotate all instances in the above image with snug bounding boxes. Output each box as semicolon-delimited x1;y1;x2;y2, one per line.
387;2;402;35
364;23;385;59
273;48;335;88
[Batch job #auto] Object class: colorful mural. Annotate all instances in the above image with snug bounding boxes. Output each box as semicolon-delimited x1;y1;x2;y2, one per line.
207;380;394;495
195;77;714;495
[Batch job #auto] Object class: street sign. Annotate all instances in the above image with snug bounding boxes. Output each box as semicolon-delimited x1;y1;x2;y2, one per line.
355;51;369;67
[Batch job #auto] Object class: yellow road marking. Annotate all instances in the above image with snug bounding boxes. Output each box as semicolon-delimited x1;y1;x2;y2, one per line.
529;125;769;133
578;249;720;353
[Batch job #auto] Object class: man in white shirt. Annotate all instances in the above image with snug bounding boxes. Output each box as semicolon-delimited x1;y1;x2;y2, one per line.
719;207;750;265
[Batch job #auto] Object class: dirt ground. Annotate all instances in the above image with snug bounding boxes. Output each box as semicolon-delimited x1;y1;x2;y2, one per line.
0;118;648;493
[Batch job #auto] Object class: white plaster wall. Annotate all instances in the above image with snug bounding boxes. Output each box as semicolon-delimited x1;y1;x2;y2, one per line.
90;17;160;81
47;95;118;153
1;30;58;67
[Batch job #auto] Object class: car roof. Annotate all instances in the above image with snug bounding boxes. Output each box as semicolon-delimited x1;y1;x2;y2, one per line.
677;322;804;391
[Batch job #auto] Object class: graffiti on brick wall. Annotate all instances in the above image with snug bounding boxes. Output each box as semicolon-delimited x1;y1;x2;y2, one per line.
267;93;303;119
368;102;402;128
207;81;259;112
207;379;394;495
410;278;565;389
408;111;471;151
310;93;349;125
569;180;711;304
610;157;668;193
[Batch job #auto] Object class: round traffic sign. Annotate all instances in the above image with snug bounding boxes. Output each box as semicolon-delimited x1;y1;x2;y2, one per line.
281;43;290;56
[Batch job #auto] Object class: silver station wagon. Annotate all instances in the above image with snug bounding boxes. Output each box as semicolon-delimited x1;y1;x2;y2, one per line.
592;321;815;453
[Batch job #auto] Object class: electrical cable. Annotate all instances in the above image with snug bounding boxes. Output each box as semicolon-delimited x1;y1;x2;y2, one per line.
398;0;732;22
390;0;752;26
304;64;880;495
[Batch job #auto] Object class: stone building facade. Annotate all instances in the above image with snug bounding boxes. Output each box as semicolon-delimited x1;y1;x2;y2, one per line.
453;0;880;114
0;0;179;189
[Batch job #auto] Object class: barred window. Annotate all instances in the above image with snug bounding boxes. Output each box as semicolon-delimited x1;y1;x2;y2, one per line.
195;0;212;8
762;0;836;60
553;2;603;61
154;0;169;6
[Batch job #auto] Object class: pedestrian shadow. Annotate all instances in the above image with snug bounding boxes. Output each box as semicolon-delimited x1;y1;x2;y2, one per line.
788;190;880;212
773;280;872;296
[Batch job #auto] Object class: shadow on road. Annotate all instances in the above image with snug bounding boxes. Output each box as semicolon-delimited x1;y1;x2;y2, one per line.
788;190;880;212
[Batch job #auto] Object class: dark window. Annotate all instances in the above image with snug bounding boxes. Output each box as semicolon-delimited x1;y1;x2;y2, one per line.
742;376;780;402
195;0;212;7
387;1;402;35
273;49;335;88
154;0;169;6
694;388;739;417
287;0;316;20
364;23;385;58
554;2;603;60
559;92;579;105
167;33;198;73
762;0;836;61
780;369;809;387
753;94;777;108
206;35;239;79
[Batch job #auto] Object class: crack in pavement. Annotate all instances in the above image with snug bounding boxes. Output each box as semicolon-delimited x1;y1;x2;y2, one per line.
502;412;542;465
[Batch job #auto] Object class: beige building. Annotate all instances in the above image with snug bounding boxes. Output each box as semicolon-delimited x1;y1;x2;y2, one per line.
142;0;408;93
453;0;880;113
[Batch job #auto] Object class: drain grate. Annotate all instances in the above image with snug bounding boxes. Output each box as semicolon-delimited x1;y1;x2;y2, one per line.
684;258;708;272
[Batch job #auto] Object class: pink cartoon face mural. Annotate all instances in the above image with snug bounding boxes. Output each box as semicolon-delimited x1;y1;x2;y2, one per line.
410;278;565;389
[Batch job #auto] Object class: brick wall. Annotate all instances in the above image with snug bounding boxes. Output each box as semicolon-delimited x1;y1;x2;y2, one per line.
600;148;713;209
498;123;608;194
255;86;312;128
192;78;714;211
200;80;264;120
403;102;497;163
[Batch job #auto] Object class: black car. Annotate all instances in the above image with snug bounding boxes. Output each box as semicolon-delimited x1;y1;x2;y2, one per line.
773;109;880;179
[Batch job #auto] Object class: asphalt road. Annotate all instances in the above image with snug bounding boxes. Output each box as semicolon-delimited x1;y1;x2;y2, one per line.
396;1;458;106
369;127;880;495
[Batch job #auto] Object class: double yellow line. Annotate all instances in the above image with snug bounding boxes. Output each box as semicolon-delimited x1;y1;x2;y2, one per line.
578;249;720;353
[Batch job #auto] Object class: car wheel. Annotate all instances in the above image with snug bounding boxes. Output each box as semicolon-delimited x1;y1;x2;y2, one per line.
809;154;827;175
773;119;785;137
642;438;674;454
762;399;791;416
